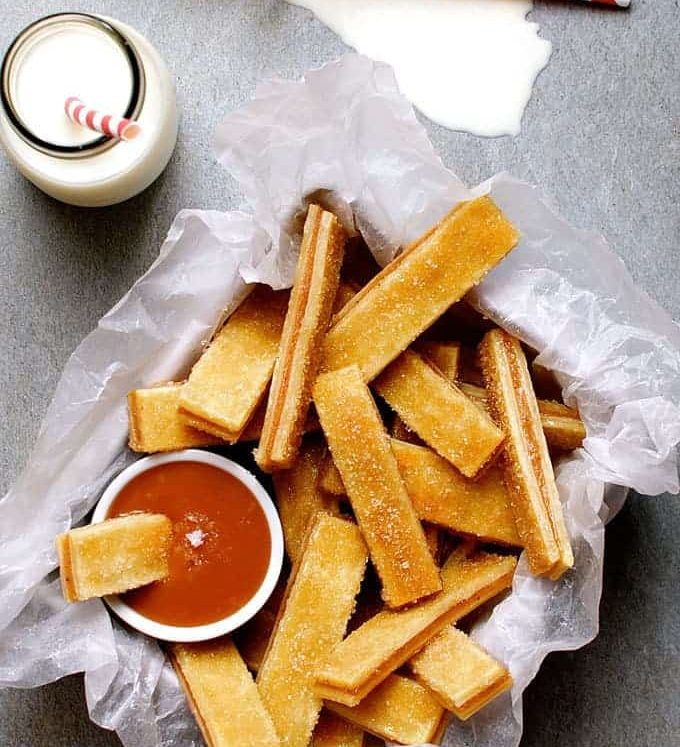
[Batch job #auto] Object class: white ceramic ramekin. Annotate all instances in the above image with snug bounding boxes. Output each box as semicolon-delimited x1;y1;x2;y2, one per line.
91;449;284;643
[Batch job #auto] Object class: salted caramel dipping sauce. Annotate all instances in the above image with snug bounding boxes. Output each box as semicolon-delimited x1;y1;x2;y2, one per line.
107;461;271;627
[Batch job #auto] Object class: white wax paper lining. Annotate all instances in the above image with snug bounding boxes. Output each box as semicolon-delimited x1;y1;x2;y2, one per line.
1;54;679;747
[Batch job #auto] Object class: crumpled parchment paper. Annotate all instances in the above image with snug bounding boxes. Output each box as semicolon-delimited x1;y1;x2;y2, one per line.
1;54;679;747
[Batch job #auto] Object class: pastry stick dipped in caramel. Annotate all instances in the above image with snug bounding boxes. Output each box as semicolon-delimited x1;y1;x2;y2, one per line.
313;365;441;608
320;196;519;382
257;514;368;747
373;349;505;478
392;440;521;547
312;711;367;747
170;638;280;747
409;627;512;720
179;285;289;441
273;438;340;565
128;384;223;453
57;514;172;602
479;329;573;579
459;382;586;451
314;550;517;706
324;674;449;745
256;206;347;471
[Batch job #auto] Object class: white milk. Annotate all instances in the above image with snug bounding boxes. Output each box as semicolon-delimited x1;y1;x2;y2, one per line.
0;13;178;206
290;0;552;137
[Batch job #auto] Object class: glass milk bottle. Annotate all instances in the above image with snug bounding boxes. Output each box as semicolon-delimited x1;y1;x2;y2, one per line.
0;13;178;207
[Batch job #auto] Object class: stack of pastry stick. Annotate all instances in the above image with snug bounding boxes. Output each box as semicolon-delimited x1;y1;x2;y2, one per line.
126;196;587;746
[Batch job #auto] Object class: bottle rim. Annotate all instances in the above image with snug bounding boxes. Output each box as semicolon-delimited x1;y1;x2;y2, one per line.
0;12;146;158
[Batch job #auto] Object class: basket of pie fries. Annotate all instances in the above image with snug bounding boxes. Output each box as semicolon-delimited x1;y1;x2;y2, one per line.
2;55;679;747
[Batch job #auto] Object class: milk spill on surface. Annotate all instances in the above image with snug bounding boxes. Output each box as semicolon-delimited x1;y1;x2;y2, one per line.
289;0;552;137
10;24;133;147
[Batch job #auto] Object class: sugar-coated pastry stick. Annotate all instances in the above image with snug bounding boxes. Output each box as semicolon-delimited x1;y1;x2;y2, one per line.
392;439;521;547
170;638;280;747
423;524;443;564
258;514;368;747
373;350;505;478
256;206;347;471
127;383;224;453
324;674;449;745
416;341;461;381
316;440;521;547
318;452;347;496
320;196;518;382
389;412;423;445
273;439;340;565
459;382;585;451
314;550;517;706
57;514;172;602
233;575;287;674
479;329;573;579
240;400;321;443
409;627;512;720
332;281;360;317
458;346;486;386
313;366;441;608
312;711;367;747
178;285;289;441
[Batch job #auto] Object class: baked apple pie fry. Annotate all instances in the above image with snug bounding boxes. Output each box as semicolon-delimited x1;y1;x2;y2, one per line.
479;329;573;579
314;550;517;706
127;384;223;453
273;439;340;565
409;627;512;720
257;514;368;747
178;284;289;441
459;382;586;451
313;365;442;608
324;674;449;745
57;513;172;602
170;638;280;747
373;349;505;477
391;440;521;547
312;711;367;747
320;196;519;381
256;206;347;471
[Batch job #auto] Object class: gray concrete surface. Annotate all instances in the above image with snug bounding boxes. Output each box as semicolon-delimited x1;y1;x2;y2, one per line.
0;1;678;745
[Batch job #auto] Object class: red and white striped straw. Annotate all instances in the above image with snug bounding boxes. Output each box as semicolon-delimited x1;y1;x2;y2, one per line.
64;96;141;141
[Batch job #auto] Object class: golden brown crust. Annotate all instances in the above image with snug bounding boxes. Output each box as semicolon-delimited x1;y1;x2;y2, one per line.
314;550;517;706
127;384;223;453
409;627;512;719
256;206;347;471
459;382;585;451
320;196;519;382
415;340;461;381
56;513;172;602
479;329;573;579
273;439;340;565
257;514;368;747
324;674;446;745
392;439;521;547
170;638;280;747
313;365;441;609
373;349;505;478
311;711;367;747
318;452;347;496
179;285;288;436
